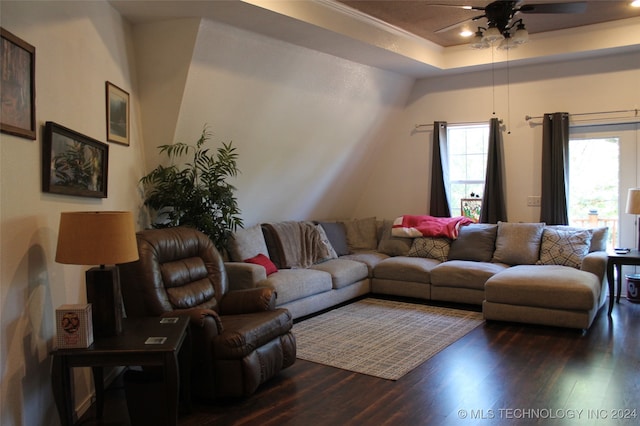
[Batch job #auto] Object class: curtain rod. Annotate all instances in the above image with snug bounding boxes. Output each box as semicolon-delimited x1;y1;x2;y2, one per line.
525;109;639;121
414;119;502;129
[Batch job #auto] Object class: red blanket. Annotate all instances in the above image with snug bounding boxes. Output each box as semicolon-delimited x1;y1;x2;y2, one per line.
392;215;473;239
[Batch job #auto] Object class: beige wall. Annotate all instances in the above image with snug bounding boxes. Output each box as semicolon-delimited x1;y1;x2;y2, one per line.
0;1;146;424
355;51;640;221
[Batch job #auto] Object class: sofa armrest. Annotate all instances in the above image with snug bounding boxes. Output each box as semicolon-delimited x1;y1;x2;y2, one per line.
581;251;608;284
219;287;276;315
225;262;267;291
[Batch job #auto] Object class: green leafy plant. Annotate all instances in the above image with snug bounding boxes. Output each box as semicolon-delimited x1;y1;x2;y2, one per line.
140;126;243;251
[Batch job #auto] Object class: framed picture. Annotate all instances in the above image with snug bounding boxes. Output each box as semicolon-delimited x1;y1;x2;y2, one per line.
105;81;129;145
43;121;109;198
1;28;36;139
461;198;482;222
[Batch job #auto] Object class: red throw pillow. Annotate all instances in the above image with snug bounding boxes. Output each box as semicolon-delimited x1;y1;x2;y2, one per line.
244;253;278;275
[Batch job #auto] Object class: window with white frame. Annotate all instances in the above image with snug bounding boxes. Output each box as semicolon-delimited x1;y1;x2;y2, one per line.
447;124;490;217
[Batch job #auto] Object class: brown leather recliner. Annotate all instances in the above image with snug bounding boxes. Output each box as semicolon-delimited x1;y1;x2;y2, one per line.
119;226;296;399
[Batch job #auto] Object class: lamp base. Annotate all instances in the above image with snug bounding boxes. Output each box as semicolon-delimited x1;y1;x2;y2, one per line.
86;266;123;337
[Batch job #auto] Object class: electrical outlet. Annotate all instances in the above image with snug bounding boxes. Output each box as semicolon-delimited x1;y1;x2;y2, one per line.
527;196;541;207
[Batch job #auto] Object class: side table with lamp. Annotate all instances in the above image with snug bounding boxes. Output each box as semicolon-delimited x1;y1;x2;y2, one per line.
606;189;640;314
50;211;192;426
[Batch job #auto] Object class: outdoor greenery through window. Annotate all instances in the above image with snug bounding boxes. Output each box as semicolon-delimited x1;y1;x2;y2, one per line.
448;124;490;217
568;136;619;249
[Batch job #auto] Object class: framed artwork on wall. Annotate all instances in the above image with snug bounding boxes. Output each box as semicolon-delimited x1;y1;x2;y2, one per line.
0;27;36;140
43;121;109;198
461;198;482;222
105;81;129;145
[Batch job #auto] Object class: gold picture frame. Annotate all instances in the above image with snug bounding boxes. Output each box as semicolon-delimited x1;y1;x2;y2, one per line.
105;81;129;145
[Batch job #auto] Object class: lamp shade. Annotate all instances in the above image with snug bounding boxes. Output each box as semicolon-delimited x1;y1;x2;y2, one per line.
56;211;139;265
626;189;640;215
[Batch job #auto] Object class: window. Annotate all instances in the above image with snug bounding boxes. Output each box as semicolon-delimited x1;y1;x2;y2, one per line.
447;124;490;216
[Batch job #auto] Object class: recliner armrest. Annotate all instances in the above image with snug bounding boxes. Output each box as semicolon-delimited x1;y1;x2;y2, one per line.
161;308;223;334
225;262;267;291
219;287;276;315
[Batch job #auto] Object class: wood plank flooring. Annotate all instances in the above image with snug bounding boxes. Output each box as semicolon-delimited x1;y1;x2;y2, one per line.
79;297;640;425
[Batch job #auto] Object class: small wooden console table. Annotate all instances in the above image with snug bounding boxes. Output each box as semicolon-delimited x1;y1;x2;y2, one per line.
51;316;190;425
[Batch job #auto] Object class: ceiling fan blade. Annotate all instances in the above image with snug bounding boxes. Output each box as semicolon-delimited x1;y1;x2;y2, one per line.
519;2;587;14
434;14;486;34
427;4;485;11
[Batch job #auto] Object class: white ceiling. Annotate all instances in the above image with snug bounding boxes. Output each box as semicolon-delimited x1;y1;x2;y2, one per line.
109;0;640;78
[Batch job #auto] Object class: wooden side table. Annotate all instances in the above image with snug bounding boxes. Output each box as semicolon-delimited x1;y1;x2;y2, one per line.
606;250;640;315
51;316;190;426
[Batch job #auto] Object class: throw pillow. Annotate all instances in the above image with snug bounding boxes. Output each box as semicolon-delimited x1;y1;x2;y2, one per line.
317;221;349;256
448;224;498;262
227;224;270;262
537;228;592;269
316;224;338;261
407;237;451;262
546;225;608;252
492;222;545;265
243;253;278;275
341;217;378;252
377;219;413;256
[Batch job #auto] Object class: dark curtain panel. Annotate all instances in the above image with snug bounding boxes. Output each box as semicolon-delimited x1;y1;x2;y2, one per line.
429;121;451;217
480;117;507;223
540;112;570;225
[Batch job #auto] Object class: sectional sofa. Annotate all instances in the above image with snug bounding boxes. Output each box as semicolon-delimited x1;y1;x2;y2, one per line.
225;217;609;330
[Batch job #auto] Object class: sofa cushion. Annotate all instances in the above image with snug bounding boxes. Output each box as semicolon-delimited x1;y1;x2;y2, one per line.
537;228;592;269
407;237;451;262
260;269;332;305
377;219;413;256
431;260;509;290
317;221;349;256
341;251;389;277
309;258;369;289
341;217;378;252
228;225;270;262
492;222;545;265
373;256;440;283
448;223;497;262
485;265;600;311
243;253;278;276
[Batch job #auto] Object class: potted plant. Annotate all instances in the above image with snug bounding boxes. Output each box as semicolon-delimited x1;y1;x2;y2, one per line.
140;126;243;251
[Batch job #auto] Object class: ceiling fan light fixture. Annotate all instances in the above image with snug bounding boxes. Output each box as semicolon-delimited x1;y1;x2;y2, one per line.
496;34;517;51
470;29;490;49
482;25;504;44
512;22;529;45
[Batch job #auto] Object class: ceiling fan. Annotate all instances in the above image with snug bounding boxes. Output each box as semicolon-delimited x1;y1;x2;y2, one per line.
433;1;587;49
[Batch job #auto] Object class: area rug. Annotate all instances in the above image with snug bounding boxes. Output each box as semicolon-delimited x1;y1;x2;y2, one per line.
293;298;484;380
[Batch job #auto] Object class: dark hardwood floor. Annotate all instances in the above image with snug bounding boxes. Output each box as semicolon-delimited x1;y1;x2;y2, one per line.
78;297;640;426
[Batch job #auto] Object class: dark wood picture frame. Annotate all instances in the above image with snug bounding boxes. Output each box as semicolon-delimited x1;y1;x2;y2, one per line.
106;81;129;145
1;27;36;139
43;121;109;198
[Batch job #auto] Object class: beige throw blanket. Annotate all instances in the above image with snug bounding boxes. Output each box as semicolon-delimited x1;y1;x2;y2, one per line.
263;221;333;269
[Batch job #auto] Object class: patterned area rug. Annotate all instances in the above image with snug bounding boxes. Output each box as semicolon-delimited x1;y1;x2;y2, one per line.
293;298;484;380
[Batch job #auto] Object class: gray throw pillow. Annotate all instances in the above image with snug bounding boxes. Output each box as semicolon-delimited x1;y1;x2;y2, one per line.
377;219;413;256
492;222;545;265
318;222;350;256
448;224;497;262
227;224;270;262
341;217;378;252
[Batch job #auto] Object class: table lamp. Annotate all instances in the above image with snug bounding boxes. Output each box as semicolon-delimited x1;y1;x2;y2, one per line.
625;188;640;250
56;211;139;337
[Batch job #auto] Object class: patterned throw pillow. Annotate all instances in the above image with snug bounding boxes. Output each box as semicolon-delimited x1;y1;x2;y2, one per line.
537;228;592;269
407;237;451;262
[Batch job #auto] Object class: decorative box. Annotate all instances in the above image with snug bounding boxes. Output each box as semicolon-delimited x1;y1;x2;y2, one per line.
56;304;94;348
